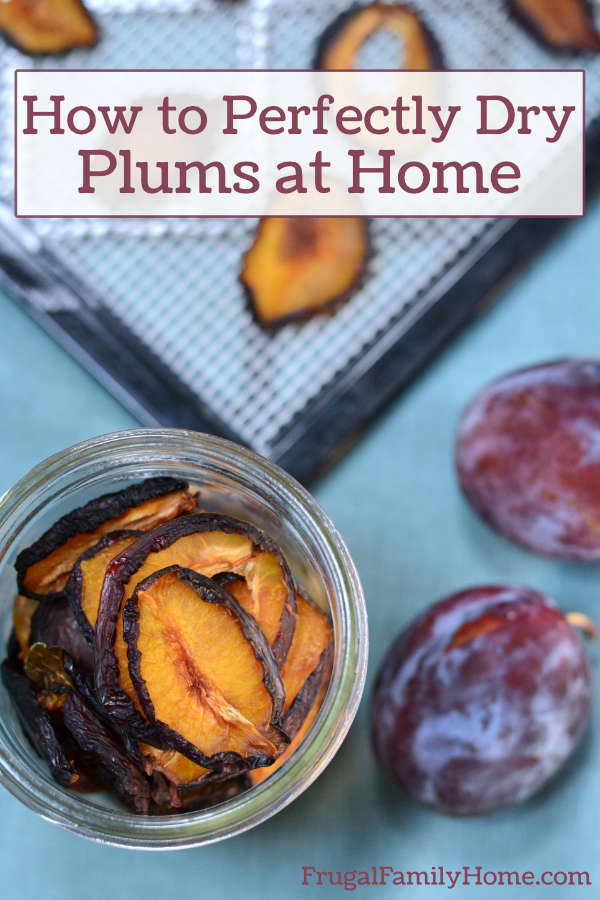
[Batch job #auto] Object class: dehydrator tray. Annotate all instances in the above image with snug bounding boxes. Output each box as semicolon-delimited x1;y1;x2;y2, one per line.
0;0;599;483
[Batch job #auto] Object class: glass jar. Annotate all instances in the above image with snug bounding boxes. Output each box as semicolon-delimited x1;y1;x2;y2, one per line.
0;429;367;849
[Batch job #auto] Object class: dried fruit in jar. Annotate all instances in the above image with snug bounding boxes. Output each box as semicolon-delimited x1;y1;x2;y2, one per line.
456;359;600;560
16;477;195;600
371;585;593;815
61;690;151;813
279;594;332;715
25;642;72;694
250;652;331;787
314;2;444;70
150;770;251;812
4;630;22;669
12;594;37;656
94;513;296;735
241;217;368;327
508;0;600;52
65;530;143;646
218;552;299;662
215;558;326;673
24;642;151;811
142;738;255;809
2;481;331;814
0;0;97;55
220;579;333;786
139;744;213;795
281;643;332;738
136;557;298;794
1;659;76;787
6;643;103;792
30;594;94;672
220;575;332;712
123;567;288;772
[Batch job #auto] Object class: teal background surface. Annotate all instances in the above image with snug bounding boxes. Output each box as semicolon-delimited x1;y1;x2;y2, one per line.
0;204;599;898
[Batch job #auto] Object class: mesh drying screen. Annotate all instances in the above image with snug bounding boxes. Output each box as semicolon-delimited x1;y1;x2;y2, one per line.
0;0;598;457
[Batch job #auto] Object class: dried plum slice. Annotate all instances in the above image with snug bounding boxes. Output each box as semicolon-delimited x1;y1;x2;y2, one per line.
95;513;296;734
139;744;214;790
216;555;304;662
106;523;260;734
26;643;97;719
62;650;122;727
16;476;195;601
25;642;72;692
124;566;288;772
314;2;444;70
30;594;94;672
250;647;332;787
279;594;332;713
65;530;143;646
282;643;332;737
1;660;76;788
0;0;97;55
508;0;600;52
23;642;151;811
141;743;252;802
12;594;37;656
245;592;333;787
5;630;22;669
241;217;368;327
150;771;251;812
63;647;145;764
61;691;151;813
141;576;325;795
175;773;251;811
220;576;332;712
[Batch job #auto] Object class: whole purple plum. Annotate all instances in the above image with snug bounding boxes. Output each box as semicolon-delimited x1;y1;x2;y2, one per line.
456;359;600;559
371;585;592;815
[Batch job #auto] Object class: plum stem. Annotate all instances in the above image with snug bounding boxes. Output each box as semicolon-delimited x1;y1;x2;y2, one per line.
566;612;597;641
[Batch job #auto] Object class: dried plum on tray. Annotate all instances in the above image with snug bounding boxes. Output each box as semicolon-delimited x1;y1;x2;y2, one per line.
508;0;600;52
314;2;445;70
241;217;369;327
0;0;97;55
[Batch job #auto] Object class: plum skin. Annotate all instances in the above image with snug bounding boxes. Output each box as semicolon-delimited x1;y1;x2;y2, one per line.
371;586;592;816
455;359;600;560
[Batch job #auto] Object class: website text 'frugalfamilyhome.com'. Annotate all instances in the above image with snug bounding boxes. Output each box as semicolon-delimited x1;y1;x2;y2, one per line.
300;865;591;891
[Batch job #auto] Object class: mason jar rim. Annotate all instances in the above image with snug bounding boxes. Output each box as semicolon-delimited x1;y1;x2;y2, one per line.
0;429;368;849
